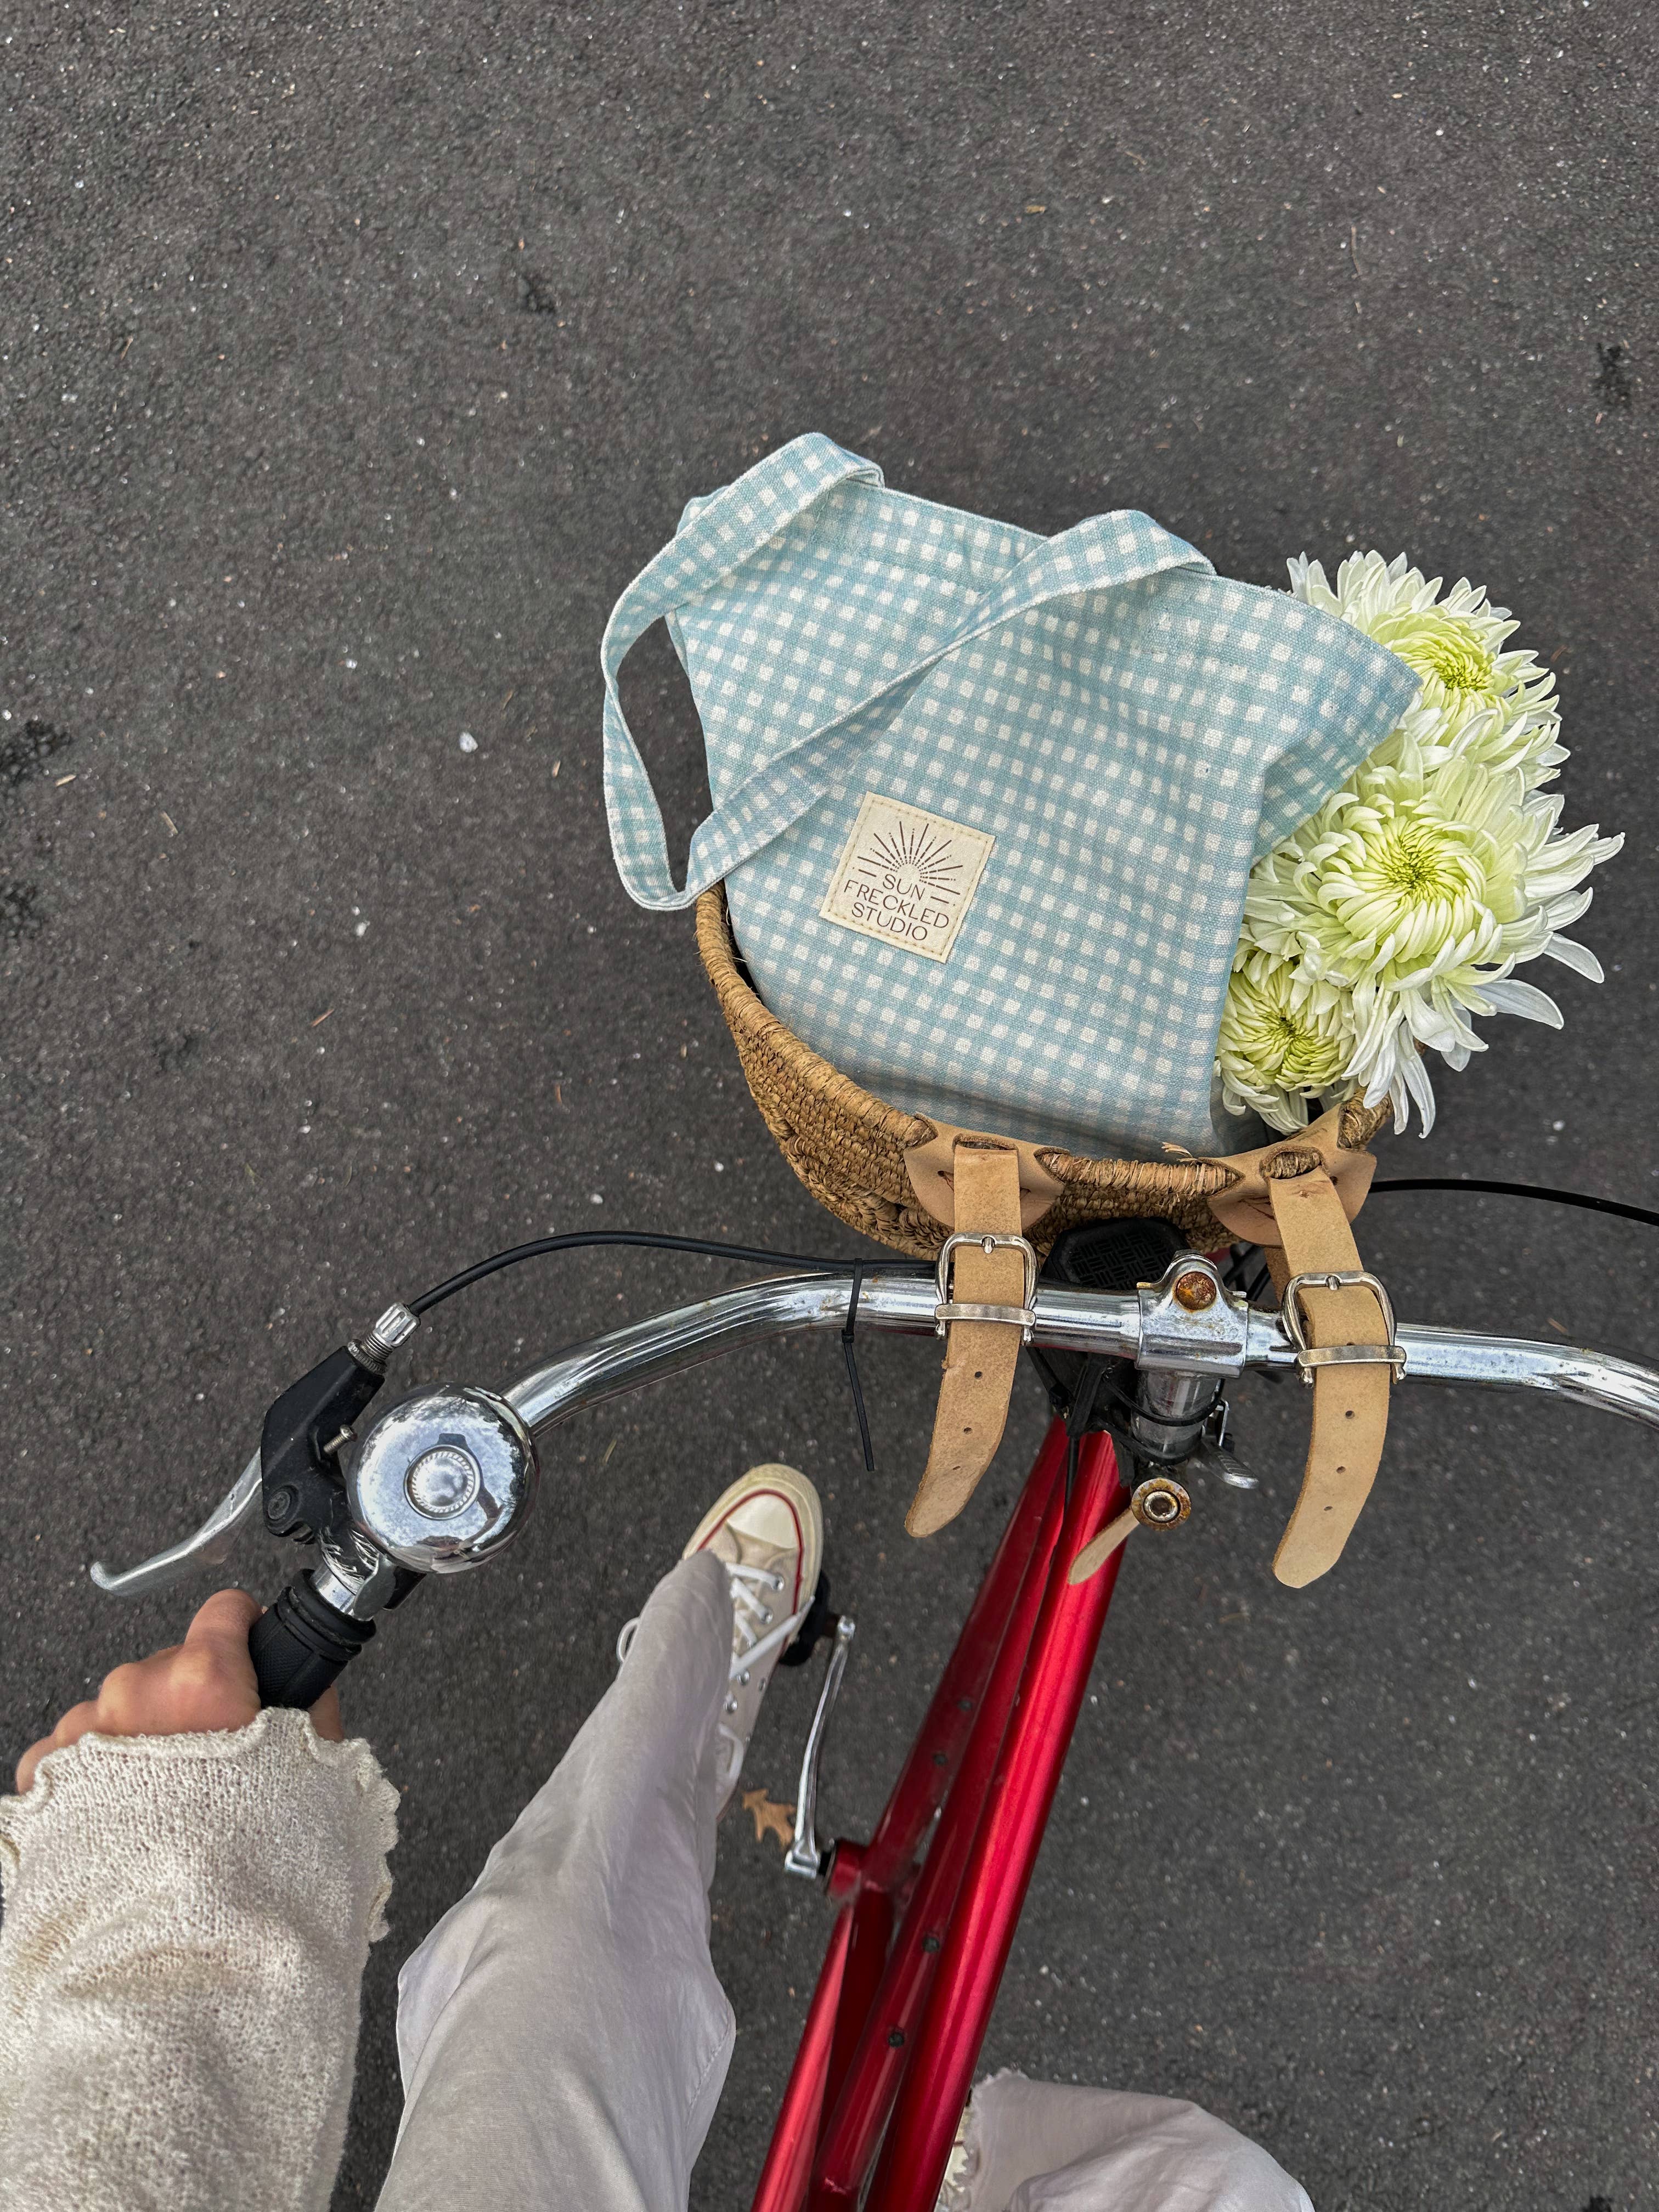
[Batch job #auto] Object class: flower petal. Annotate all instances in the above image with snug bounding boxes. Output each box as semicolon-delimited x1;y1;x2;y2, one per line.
1477;977;1564;1027
1537;934;1605;983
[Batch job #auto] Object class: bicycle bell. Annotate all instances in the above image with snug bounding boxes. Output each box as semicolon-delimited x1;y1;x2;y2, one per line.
347;1384;539;1573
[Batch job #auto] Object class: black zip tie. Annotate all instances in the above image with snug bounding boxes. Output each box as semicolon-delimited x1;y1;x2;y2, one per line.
1065;1357;1107;1493
1065;1359;1106;1443
841;1262;877;1472
1065;1364;1131;1525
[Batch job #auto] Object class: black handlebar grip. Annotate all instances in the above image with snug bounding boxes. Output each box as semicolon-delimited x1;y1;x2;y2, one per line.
250;1573;377;1709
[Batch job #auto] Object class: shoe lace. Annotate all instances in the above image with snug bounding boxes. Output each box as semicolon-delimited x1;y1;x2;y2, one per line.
726;1559;791;1672
613;1560;808;1678
712;1562;799;1757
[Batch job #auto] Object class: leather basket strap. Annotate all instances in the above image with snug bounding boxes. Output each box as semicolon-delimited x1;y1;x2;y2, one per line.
906;1140;1026;1538
1205;1101;1377;1248
1267;1166;1392;1588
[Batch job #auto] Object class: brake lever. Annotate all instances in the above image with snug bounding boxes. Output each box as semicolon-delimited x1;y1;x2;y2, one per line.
89;1304;419;1603
91;1449;265;1600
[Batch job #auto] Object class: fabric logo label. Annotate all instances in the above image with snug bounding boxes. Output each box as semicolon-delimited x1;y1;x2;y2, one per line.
820;792;995;963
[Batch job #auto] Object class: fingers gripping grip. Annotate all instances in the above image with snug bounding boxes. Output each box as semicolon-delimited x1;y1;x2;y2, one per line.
250;1575;376;1709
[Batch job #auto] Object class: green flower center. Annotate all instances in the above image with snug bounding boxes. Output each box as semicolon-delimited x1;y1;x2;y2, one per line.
1374;823;1475;905
1234;991;1344;1085
1268;1011;1338;1082
1266;1009;1302;1053
1401;619;1495;696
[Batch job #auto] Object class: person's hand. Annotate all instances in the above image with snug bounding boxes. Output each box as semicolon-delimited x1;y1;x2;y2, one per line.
14;1587;342;1793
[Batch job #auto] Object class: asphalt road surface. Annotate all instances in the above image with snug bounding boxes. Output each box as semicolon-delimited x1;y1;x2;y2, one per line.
5;6;1657;2207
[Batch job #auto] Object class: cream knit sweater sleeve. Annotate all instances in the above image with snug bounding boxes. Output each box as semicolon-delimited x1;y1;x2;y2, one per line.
0;1707;398;2212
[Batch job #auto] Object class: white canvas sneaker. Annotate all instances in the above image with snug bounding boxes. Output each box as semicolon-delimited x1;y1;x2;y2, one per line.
684;1462;824;1816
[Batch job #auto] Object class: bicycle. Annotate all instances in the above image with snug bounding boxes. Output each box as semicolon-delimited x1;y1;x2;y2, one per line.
93;1199;1659;2211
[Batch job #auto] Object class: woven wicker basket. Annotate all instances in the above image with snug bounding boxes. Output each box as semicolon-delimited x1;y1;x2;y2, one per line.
696;886;1389;1260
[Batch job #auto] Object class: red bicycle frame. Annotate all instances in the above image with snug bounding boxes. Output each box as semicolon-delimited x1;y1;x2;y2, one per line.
751;1420;1132;2212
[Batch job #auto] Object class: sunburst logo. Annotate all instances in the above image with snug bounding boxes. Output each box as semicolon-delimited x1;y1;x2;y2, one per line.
859;823;965;905
821;793;996;964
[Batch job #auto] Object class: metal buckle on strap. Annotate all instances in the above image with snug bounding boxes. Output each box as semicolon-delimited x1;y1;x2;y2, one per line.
934;1232;1040;1341
1280;1269;1407;1387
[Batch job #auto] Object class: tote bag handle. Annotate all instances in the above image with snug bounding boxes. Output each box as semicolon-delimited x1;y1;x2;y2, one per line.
601;433;1211;912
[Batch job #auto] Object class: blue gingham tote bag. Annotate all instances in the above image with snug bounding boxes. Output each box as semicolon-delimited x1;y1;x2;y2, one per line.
601;435;1416;1158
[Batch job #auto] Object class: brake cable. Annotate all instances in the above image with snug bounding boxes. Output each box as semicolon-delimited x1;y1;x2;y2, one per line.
405;1231;930;1316
392;1186;1656;1476
1370;1177;1659;1232
405;1181;1659;1321
403;1231;933;1472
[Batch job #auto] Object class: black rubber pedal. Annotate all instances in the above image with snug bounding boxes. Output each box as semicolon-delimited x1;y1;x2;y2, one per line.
779;1570;835;1667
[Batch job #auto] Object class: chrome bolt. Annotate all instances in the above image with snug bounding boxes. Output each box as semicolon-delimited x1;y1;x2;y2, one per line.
1131;1475;1193;1530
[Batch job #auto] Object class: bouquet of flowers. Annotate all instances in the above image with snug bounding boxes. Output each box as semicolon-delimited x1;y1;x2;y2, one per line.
1215;554;1624;1137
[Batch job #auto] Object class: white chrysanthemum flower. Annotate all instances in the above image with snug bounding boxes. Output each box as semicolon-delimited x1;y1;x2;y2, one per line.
1369;694;1568;796
1218;550;1621;1138
1217;949;1356;1135
1233;729;1622;1135
1290;549;1557;736
1291;550;1576;802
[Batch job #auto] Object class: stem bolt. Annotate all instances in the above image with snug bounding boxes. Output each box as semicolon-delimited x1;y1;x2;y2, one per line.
1131;1475;1192;1530
1172;1269;1218;1311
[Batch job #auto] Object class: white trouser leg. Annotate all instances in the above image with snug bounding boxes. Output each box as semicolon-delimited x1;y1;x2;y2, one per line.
954;2072;1314;2212
375;1551;737;2212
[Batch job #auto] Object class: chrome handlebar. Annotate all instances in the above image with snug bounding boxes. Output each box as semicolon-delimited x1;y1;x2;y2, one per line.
91;1265;1659;1606
507;1267;1659;1447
